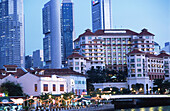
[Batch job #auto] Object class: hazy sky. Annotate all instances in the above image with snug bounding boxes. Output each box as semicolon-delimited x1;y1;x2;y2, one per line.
24;0;170;55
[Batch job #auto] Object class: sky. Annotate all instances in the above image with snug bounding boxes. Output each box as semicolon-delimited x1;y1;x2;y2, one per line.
24;0;170;55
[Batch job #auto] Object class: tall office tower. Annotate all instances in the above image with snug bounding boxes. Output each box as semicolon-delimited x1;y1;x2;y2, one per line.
33;50;44;68
43;0;61;69
0;0;25;69
61;0;74;66
92;0;112;32
25;55;33;69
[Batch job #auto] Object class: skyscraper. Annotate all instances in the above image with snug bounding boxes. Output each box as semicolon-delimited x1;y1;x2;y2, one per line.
33;50;44;68
61;0;74;66
43;0;61;69
92;0;112;32
0;0;25;68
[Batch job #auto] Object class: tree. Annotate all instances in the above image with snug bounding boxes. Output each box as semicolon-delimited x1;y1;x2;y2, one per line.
0;81;23;96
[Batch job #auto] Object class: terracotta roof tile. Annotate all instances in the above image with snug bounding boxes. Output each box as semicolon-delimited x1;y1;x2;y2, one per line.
157;51;170;58
67;52;85;58
28;69;86;77
3;65;18;67
139;29;155;36
127;49;145;55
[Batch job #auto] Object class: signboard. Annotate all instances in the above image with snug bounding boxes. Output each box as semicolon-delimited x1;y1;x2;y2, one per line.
82;92;87;95
0;93;5;97
93;0;99;5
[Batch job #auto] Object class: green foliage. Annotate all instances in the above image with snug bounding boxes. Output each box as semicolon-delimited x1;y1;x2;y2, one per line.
62;92;74;100
121;88;131;94
103;87;120;94
40;93;53;101
87;80;95;93
86;68;127;83
153;79;170;94
0;81;23;96
132;83;144;91
90;90;102;97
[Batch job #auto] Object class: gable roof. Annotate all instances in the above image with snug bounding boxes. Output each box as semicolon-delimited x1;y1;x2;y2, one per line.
127;49;145;55
139;29;155;36
27;69;86;77
157;51;170;58
67;52;85;58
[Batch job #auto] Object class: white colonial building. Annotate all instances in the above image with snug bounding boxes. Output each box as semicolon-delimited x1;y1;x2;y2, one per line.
73;28;154;71
67;51;91;74
0;65;87;96
69;28;170;94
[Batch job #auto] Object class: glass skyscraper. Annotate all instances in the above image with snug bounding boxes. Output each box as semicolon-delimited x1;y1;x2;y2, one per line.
43;0;62;69
61;0;74;66
0;0;25;68
92;0;112;32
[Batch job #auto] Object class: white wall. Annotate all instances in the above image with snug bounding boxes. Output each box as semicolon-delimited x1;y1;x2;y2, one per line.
18;73;40;96
93;82;128;90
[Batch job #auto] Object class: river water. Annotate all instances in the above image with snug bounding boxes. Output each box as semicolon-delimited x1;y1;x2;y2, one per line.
115;106;170;111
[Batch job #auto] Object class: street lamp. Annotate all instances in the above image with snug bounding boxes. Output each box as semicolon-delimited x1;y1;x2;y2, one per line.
49;95;52;99
158;88;160;94
61;95;63;98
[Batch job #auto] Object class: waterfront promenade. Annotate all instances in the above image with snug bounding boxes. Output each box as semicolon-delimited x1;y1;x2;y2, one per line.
29;104;114;111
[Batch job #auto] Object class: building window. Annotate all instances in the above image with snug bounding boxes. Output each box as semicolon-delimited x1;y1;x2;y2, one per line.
137;64;141;67
88;37;92;39
60;84;64;91
131;59;135;62
75;62;79;65
82;37;85;40
138;74;142;77
53;84;56;91
137;69;141;72
75;67;79;70
78;81;81;84
35;84;37;92
137;58;141;62
43;84;48;91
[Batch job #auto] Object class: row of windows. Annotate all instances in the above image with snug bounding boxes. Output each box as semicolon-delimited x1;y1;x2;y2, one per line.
75;81;86;84
34;84;64;92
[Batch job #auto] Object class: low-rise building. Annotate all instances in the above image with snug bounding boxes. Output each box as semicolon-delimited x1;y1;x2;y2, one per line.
67;51;91;74
0;65;87;96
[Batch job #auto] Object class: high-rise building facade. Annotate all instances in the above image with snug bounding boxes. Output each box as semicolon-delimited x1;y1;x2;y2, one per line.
74;29;155;71
33;50;44;68
0;0;25;68
25;55;33;69
43;0;61;69
61;0;74;66
154;42;161;55
162;42;170;54
92;0;112;32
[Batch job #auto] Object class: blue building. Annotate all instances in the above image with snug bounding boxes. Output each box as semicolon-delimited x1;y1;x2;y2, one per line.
43;0;62;69
25;55;33;69
61;0;74;66
92;0;112;32
0;0;25;68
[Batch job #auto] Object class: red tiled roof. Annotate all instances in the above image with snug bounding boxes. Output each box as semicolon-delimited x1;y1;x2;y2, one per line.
157;51;170;58
3;65;18;67
127;49;144;55
0;69;27;79
145;53;158;58
74;29;94;42
27;69;86;77
139;29;155;36
67;52;85;58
